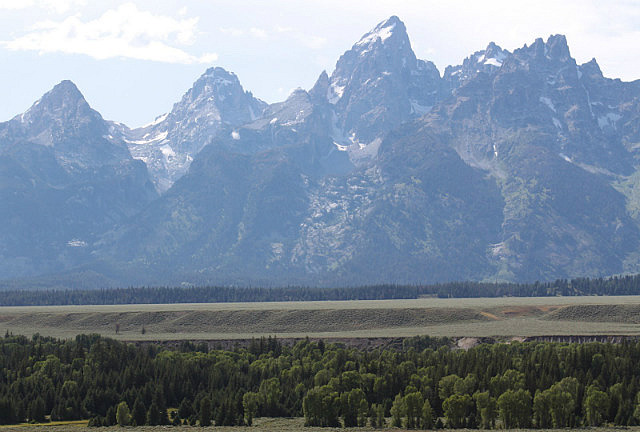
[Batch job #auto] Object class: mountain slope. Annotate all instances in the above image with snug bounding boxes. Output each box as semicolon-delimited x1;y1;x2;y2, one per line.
0;81;157;279
120;67;267;192
4;18;640;287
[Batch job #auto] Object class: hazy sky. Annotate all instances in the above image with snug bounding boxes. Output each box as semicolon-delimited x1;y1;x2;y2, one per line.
1;0;638;127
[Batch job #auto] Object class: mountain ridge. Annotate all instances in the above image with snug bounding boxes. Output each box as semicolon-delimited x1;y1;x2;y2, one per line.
2;17;640;288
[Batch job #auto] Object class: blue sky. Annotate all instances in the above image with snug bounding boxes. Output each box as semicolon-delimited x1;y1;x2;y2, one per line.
1;0;639;127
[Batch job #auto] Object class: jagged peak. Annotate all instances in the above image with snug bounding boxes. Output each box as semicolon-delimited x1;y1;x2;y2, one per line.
16;79;99;127
179;66;246;105
513;34;573;65
354;15;408;48
580;58;603;79
201;66;238;82
309;70;330;102
285;87;309;101
484;41;506;57
36;80;87;109
545;34;570;61
195;66;241;90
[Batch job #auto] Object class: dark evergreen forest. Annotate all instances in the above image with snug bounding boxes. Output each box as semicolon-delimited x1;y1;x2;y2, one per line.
2;275;640;306
1;334;640;427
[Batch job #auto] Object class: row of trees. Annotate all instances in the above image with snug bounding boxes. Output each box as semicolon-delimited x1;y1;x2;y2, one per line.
2;334;640;427
3;274;640;306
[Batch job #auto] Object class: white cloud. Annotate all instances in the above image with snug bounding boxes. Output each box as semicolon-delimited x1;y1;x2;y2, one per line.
1;2;217;64
250;27;268;39
300;35;327;50
0;0;86;13
219;27;244;37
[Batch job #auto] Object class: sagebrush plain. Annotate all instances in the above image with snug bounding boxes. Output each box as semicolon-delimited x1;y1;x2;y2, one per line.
1;296;640;341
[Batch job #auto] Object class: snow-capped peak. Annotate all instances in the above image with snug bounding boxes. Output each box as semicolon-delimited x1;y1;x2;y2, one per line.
355;16;401;47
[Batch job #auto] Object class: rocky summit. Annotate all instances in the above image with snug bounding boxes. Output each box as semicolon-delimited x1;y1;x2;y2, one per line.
2;16;640;287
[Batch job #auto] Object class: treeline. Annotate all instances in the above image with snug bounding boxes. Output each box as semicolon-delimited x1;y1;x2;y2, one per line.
3;274;640;306
1;334;640;427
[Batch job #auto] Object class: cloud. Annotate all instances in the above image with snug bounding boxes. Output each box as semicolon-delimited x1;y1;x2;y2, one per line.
0;0;86;13
1;2;217;64
250;27;268;39
221;24;325;49
300;35;327;50
219;27;245;37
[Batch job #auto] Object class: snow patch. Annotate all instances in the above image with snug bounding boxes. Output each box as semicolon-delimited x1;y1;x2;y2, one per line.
125;131;168;145
269;117;278;124
484;58;503;67
231;130;240;140
142;113;168;128
539;97;556;112
328;83;345;104
598;112;622;130
67;239;87;247
410;100;432;116
333;141;348;151
559;153;572;163
356;21;395;47
160;144;175;157
552;117;562;129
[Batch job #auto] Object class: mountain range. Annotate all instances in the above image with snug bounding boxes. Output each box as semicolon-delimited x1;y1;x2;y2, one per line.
2;16;640;288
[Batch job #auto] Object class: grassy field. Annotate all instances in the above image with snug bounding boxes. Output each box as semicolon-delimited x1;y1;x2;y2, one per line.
3;417;640;431
1;296;640;341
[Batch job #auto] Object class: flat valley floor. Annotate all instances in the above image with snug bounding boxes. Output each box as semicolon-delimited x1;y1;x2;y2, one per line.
1;296;640;341
1;418;639;431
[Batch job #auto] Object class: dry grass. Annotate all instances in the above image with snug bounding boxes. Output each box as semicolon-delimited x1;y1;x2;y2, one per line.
4;417;640;431
545;304;640;323
1;296;640;340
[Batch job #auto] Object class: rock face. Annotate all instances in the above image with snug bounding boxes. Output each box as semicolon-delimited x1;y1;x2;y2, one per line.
120;67;267;192
0;81;157;279
3;17;640;287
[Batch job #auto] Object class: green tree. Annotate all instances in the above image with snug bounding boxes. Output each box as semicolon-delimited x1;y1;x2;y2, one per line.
584;386;609;426
116;402;131;427
404;392;424;429
259;377;281;416
421;399;434;429
28;397;46;423
454;374;477;396
341;388;366;427
443;394;472;428
177;398;192;423
533;390;552;428
634;392;640;425
439;375;462;400
390;393;406;428
303;386;340;427
199;397;212;427
473;391;497;429
370;403;385;428
146;401;161;426
497;389;531;428
548;381;575;427
131;397;146;426
489;370;525;396
242;392;259;426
